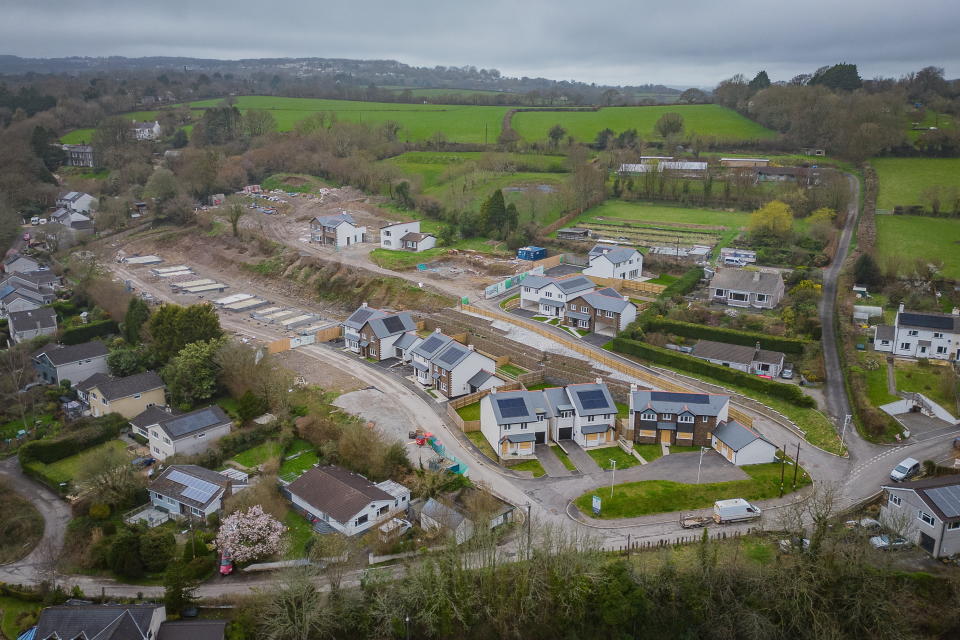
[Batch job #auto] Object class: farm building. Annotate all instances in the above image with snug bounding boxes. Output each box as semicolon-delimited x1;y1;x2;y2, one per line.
650;245;711;260
556;227;591;241
719;248;757;264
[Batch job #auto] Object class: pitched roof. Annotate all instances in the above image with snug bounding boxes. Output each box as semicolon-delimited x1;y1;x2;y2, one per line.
313;212;358;228
875;325;895;341
130;405;178;429
4;252;38;266
83;371;164;401
566;383;616;416
158;620;227;640
392;332;421;351
467;369;500;388
710;269;783;295
883;475;960;523
9;307;57;332
712;420;774;451
157;405;230;440
410;331;455;360
518;274;553;290
432;341;479;370
286;465;394;524
343;305;388;331
896;310;960;332
380;220;419;230
631;390;729;416
422;497;467;529
367;312;416;339
400;232;431;242
34;604;160;640
553;275;595;294
690;340;785;367
486;390;550;425
590;246;638;265
34;341;109;366
576;288;632;313
149;465;230;509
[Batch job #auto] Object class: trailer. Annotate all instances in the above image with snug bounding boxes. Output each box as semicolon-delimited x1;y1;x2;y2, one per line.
123;255;163;265
184;283;228;294
214;293;254;306
224;298;269;312
680;515;712;529
171;278;216;289
151;265;190;275
156;269;194;278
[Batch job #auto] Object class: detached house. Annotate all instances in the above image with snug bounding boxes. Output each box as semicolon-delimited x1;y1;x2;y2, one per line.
56;191;96;214
284;465;410;536
518;274;596;317
29;604;166;640
149;464;233;520
582;245;644;281
563;287;638;335
879;476;960;558
420;488;515;545
131;405;232;460
310;212;366;248
133;120;162;140
341;303;418;361
409;329;497;398
3;252;41;275
79;371;166;418
8;307;57;344
690;340;786;377
62;143;95;167
629;389;730;447
33;341;109;386
709;269;785;309
379;220;436;252
874;304;960;361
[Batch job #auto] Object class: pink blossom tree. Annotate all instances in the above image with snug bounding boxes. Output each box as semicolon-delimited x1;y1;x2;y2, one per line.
216;505;287;563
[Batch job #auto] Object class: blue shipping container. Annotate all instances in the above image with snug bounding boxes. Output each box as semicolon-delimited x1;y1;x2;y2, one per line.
517;246;546;261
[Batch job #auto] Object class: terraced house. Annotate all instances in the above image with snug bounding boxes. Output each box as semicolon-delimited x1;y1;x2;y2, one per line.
563;287;638;335
629;388;730;447
518;274;596;317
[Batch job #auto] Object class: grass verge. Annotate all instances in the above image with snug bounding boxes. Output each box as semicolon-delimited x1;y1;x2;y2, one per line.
466;431;497;461
587;446;641;470
510;459;546;478
0;482;44;564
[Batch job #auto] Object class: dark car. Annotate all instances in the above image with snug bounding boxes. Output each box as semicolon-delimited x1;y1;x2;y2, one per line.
131;456;156;468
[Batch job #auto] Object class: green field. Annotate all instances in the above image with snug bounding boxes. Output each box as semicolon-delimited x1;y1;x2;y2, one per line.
60;128;95;144
231;441;283;469
513;104;777;143
384;151;567;189
872;158;960;210
382;87;512;99
187;96;509;143
875;215;960;280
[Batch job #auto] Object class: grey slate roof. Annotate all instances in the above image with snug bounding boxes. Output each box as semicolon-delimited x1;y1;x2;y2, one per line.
82;371;164;401
875;325;895;341
9;307;57;332
710;269;783;295
554;275;595;294
882;475;960;523
159;405;230;440
588;244;616;258
580;423;613;434
149;464;230;509
343;305;388;331
566;310;591;321
566;383;617;416
158;620;227;640
313;212;358;228
486;390;549;425
542;387;572;413
392;332;420;351
422;497;467;528
130;405;178;429
400;232;431;242
631;390;729;417
286;465;394;524
367;312;416;339
505;432;536;443
410;332;455;360
896;310;960;332
712;420;773;451
593;247;638;265
690;340;785;367
538;297;564;308
467;369;499;388
519;274;553;290
34;604;160;640
576;288;632;314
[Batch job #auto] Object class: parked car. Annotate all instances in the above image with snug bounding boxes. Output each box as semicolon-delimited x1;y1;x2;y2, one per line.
844;517;881;532
713;498;762;524
756;374;772;380
30;216;39;225
890;457;921;482
869;534;910;550
219;551;233;576
780;364;795;379
778;537;810;553
131;456;157;468
38;218;47;225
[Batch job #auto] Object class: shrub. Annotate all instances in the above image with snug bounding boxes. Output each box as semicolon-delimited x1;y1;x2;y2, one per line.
108;527;144;578
236;390;269;423
60;321;119;345
88;503;111;520
643;318;809;354
185;555;216;581
139;528;176;573
18;414;126;465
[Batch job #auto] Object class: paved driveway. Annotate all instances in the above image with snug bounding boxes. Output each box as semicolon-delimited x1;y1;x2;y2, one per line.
535;444;572;477
563;442;603;474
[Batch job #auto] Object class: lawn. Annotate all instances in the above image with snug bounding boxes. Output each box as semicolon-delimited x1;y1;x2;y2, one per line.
512;104;777;143
510;459;546;478
575;460;810;519
0;413;57;439
187;96;510;143
232;441;283;469
895;361;959;417
279;439;320;482
587;446;640;470
646;274;678;286
875;215;960;280
859;354;898;407
872;158;960;211
60;128;94;144
0;596;41;640
550;445;578;471
31;439;130;485
284;509;315;559
456;402;481;422
369;247;448;270
632;443;663;462
615;401;630;418
466;431;497;461
497;363;527;378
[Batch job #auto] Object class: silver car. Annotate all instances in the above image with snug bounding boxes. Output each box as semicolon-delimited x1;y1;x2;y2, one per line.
869;535;910;550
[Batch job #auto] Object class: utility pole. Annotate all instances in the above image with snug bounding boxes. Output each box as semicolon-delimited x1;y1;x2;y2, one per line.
792;441;801;489
696;446;708;484
610;459;617;497
839;414;851;452
779;444;786;498
627;533;632;557
526;503;532;561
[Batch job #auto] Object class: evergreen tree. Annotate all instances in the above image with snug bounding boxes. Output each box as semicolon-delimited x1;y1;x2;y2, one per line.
854;253;883;288
480;190;507;236
163;560;198;617
749;70;771;91
123;297;151;345
108;528;144;578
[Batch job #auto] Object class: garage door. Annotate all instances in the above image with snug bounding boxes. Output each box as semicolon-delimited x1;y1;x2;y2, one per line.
558;427;573;440
535;432;545;444
920;532;935;554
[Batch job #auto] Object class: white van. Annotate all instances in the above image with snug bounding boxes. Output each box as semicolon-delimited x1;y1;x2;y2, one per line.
713;498;762;524
723;256;747;267
30;216;39;225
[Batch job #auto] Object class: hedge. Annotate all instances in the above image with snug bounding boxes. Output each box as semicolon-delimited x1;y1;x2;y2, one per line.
18;414;126;465
61;320;118;345
643;318;809;355
660;266;703;300
610;337;816;408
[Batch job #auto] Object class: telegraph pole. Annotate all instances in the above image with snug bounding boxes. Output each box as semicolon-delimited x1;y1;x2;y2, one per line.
792;441;801;489
610;459;617;497
779;444;786;497
839;414;851;452
526;503;532;560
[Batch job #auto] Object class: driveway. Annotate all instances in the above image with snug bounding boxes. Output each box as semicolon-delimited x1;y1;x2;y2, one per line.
535;444;572;477
563;442;603;475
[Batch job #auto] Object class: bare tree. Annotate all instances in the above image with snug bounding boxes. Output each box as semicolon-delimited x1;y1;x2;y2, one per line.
258;569;329;640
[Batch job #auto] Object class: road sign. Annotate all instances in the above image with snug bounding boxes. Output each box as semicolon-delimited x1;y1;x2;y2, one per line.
592;495;601;516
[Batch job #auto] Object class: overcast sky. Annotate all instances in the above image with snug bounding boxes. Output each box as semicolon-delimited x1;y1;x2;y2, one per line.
4;1;959;86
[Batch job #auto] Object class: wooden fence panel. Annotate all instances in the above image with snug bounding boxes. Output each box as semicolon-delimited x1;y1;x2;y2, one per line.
313;325;342;342
584;275;666;295
267;337;291;354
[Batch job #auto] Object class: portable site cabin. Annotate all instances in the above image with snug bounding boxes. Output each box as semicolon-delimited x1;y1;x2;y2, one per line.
214;293;254;306
516;246;547;261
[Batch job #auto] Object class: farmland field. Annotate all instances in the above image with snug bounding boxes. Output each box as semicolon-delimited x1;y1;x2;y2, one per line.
381;87;513;99
187;96;509;143
875;214;960;279
512;104;777;143
872;158;960;210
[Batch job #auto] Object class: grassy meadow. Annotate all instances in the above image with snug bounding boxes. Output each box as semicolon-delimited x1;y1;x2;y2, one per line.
512;104;777;143
872;158;960;210
875;214;960;279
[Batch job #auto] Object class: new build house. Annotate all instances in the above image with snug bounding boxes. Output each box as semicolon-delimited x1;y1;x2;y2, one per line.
379;220;436;252
582;245;644;281
284;465;410;536
310;212;366;248
629;389;730;447
711;420;778;465
709;269;785;309
563;287;638;335
33;341;109;386
480;382;618;455
79;371;166;418
342;303;418;361
518;274;595;318
9;307;57;344
873;304;960;361
410;329;497;398
879;476;960;558
149;465;233;520
690;340;786;377
131;405;232;460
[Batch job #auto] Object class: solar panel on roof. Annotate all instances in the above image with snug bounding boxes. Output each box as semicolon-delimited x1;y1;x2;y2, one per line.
382;315;405;334
419;335;444;353
497;397;528;419
577;389;608;410
926;486;960;518
182;486;215;502
167;469;220;503
350;309;374;324
900;313;954;330
437;345;465;366
650;391;709;404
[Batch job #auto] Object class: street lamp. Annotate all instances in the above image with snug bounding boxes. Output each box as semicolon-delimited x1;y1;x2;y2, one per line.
610;459;617;497
696;446;709;485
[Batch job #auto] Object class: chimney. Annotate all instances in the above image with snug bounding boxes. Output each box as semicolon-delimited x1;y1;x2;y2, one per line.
899;302;905;314
752;271;760;282
434;327;442;334
630;383;638;392
623;295;629;302
953;307;959;316
361;301;368;308
468;345;475;351
595;377;603;385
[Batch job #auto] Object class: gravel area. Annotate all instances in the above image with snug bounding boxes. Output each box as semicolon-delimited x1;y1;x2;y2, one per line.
332;388;418;461
272;349;366;394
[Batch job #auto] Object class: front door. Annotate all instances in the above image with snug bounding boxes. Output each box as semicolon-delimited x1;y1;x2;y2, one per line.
660;430;672;444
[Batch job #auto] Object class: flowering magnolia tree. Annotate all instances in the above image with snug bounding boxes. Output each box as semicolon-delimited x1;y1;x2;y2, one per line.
216;505;287;563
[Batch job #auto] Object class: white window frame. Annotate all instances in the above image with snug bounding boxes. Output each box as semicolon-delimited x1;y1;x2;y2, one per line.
900;343;911;350
890;494;902;506
947;521;960;531
641;413;656;421
678;415;694;423
919;511;935;526
908;330;919;336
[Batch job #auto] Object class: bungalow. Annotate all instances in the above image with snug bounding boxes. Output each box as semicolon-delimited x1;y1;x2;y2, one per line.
131;405;232;460
582;245;644;281
518;274;596;317
711;420;778;465
379;220;436;252
690;340;786;377
342;303;418;361
62;143;95;168
57;191;96;214
133;120;162;140
878;476;960;558
32;341;109;386
30;604;166;640
563;287;638;335
284;465;410;536
310;212;366;248
873;304;960;361
8;307;57;344
3;252;41;275
149;464;232;520
629;388;730;447
709;269;785;309
79;370;166;418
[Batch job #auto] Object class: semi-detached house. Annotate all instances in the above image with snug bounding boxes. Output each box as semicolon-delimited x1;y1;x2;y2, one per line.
582;245;644;281
518;274;595;317
709;268;784;309
629;389;730;447
873;304;960;361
